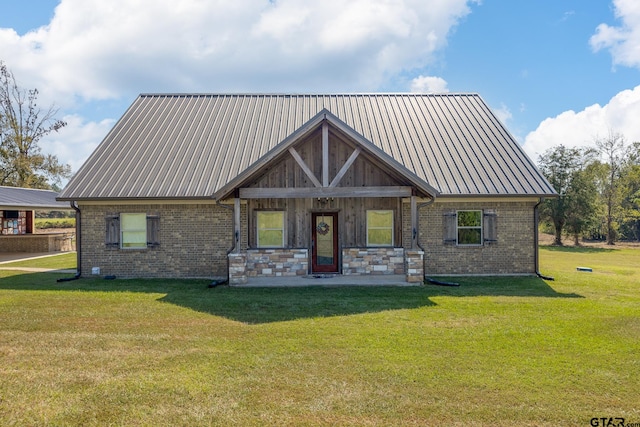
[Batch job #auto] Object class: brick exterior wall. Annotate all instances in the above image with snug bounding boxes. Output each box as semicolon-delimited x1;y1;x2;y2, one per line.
0;233;74;252
78;199;537;280
402;202;412;249
79;203;232;278
342;247;405;275
419;200;537;275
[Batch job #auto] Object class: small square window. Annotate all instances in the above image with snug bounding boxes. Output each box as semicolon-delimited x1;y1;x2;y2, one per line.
257;211;284;247
367;210;393;246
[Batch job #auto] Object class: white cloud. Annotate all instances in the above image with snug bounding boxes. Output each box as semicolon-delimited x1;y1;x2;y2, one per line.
42;115;115;179
410;75;449;93
2;0;477;103
522;85;640;162
590;0;640;68
0;0;478;177
493;103;512;126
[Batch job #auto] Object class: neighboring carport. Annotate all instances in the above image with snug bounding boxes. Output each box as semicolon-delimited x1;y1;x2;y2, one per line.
0;186;74;253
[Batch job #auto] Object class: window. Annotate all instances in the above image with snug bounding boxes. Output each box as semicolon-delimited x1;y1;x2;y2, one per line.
257;211;284;247
105;213;160;249
443;209;498;246
457;210;482;245
121;213;147;248
367;210;393;246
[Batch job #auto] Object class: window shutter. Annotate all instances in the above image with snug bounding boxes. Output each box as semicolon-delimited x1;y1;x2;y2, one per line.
105;214;120;248
443;210;457;244
147;214;160;247
483;209;498;244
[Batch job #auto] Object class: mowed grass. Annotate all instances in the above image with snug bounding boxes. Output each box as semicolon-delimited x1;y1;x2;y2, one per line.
0;252;76;269
0;248;638;426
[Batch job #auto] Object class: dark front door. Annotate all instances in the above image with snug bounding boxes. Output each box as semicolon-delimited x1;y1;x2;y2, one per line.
312;212;339;273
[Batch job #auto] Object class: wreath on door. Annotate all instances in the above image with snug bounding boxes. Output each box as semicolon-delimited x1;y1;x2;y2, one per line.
317;221;330;235
316;215;330;235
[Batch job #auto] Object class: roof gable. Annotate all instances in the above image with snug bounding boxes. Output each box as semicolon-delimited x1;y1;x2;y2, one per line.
214;109;439;200
58;94;557;200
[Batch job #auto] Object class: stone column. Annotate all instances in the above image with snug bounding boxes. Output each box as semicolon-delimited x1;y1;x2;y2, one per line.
228;252;247;285
405;250;424;283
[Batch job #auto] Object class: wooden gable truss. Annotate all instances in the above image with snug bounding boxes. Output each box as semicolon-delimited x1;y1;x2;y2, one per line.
214;109;438;251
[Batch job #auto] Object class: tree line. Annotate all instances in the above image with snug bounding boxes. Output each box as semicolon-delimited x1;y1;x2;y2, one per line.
0;60;70;190
538;131;640;245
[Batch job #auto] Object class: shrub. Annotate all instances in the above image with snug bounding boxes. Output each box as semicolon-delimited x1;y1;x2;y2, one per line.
34;218;76;229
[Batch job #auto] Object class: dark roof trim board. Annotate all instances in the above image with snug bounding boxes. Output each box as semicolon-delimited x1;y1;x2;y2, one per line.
214;108;439;200
58;93;557;201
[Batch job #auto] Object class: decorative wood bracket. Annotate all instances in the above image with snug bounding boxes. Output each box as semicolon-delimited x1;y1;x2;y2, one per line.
289;122;362;190
288;147;322;188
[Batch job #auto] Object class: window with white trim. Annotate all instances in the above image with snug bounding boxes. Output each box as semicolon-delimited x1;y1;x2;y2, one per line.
256;211;285;247
366;210;393;246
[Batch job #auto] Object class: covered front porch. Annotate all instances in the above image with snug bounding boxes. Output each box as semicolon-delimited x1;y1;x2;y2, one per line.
214;111;436;286
227;247;425;285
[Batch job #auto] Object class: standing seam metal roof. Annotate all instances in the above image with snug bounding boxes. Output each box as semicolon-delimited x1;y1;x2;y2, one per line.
58;93;556;200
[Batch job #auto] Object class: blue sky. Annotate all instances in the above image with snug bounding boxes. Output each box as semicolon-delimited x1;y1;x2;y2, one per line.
1;0;639;182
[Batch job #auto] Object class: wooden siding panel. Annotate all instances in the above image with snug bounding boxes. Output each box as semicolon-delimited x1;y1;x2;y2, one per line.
247;197;401;248
246;125;409;192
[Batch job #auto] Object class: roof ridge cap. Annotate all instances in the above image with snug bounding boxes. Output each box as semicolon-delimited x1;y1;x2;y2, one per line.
138;92;480;97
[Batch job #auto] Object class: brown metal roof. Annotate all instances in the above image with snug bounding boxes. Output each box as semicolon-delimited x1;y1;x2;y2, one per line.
58;93;556;200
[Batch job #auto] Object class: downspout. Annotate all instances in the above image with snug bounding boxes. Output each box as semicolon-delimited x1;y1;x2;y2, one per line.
417;195;458;287
57;201;81;282
534;198;554;281
215;199;237;286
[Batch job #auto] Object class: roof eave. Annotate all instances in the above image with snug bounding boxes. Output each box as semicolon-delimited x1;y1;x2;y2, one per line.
436;192;558;199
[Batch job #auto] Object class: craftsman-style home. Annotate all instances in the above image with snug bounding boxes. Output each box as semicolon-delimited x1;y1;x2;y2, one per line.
58;94;556;284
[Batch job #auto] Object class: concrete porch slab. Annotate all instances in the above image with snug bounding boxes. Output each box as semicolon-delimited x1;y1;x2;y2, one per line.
233;274;421;287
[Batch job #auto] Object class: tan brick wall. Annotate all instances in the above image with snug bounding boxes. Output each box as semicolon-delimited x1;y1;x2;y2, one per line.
78;199;537;279
402;202;412;249
420;200;537;275
79;203;232;278
0;233;75;252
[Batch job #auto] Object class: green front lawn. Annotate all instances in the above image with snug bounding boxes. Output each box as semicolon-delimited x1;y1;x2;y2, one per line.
0;247;638;426
0;252;76;269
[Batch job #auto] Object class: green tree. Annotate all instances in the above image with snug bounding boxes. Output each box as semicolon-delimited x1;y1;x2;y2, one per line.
582;161;608;241
0;60;70;188
564;168;598;245
619;142;640;241
595;130;626;245
538;145;597;245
